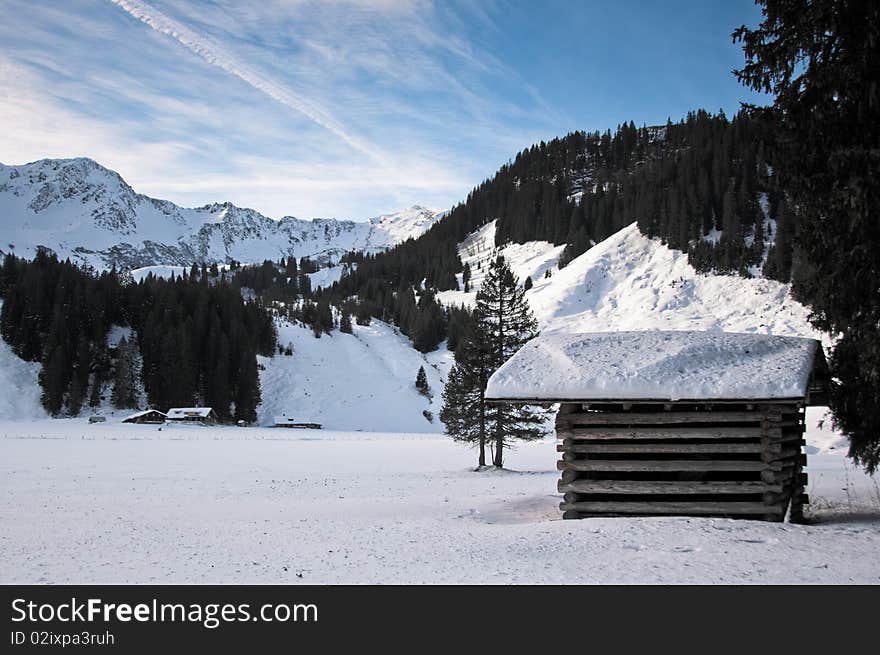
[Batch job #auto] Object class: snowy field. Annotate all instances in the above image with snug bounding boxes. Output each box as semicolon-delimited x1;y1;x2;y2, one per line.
2;410;879;584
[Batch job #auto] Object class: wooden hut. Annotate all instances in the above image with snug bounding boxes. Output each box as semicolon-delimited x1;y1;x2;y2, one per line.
484;331;828;523
166;407;217;424
122;409;167;424
273;416;322;429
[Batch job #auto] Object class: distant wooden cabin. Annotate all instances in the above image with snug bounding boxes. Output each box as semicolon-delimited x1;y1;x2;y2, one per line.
485;331;829;523
166;407;217;424
122;409;167;424
273;416;322;429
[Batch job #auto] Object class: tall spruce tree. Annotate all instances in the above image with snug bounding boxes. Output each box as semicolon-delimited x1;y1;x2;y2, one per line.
440;327;493;467
441;256;545;468
735;0;880;471
415;365;430;397
476;256;544;466
111;336;140;409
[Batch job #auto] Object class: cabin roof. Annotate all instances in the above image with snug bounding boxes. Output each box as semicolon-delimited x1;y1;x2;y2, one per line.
485;330;824;403
122;409;167;421
167;407;214;418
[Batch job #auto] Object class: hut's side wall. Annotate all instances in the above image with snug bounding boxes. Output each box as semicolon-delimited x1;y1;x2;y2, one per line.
555;402;808;522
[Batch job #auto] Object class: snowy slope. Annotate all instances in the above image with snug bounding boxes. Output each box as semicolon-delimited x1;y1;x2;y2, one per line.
437;220;822;342
257;318;452;432
0;302;45;420
0;158;443;270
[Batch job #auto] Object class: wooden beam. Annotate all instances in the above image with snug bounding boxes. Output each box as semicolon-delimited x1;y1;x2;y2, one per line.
558;426;762;440
559;501;784;515
558;480;779;494
558;459;778;472
557;411;775;426
768;446;804;462
558;442;766;454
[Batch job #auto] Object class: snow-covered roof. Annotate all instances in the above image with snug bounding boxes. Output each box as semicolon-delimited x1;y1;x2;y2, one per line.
122;409;167;421
274;416;320;424
485;331;821;402
167;407;214;419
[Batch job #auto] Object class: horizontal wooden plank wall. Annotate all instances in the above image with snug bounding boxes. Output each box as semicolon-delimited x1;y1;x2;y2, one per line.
555;401;808;522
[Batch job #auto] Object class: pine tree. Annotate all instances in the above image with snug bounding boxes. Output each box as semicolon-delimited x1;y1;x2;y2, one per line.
441;256;545;468
339;311;353;334
440;329;493;467
476;255;544;466
415;365;430;397
40;343;68;416
111;336;140;409
233;347;260;424
735;0;880;472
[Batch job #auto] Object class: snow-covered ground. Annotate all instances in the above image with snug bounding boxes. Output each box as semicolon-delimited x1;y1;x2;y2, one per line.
0;407;877;584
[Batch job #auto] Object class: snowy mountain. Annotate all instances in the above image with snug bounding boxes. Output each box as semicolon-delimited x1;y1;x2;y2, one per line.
437;220;822;341
0;157;444;269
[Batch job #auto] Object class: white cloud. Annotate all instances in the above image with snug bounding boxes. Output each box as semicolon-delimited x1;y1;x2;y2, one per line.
0;0;561;218
108;0;393;167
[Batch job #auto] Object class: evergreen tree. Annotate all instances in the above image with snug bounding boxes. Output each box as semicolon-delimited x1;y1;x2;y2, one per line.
735;0;880;471
440;329;493;467
233;347;260;424
111;336;140;409
39;343;68;416
66;334;91;416
415;365;430;397
476;256;545;466
339;311;353;334
441;256;545;468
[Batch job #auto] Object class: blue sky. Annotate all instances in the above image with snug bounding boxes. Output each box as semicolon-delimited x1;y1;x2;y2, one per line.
0;0;767;219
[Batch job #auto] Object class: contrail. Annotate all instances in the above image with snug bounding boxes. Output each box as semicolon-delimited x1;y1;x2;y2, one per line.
108;0;387;166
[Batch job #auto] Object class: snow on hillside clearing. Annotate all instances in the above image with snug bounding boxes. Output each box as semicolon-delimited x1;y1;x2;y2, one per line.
0;303;44;421
307;263;348;290
257;318;450;432
130;265;188;282
439;220;564;308
438;221;822;344
486;330;819;401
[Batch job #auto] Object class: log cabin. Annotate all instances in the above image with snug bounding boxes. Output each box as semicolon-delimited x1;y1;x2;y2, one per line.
484;330;829;522
121;409;168;424
166;407;217;424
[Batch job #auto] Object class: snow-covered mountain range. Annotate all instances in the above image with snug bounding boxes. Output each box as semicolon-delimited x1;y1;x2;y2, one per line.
0;157;444;269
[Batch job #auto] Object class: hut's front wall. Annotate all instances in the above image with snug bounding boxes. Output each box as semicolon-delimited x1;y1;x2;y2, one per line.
556;401;808;522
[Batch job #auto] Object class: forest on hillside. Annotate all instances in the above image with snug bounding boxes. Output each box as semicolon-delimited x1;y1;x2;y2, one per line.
324;110;800;310
0;252;276;422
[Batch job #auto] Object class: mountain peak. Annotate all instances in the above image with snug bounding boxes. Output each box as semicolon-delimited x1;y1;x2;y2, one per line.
0;157;446;269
